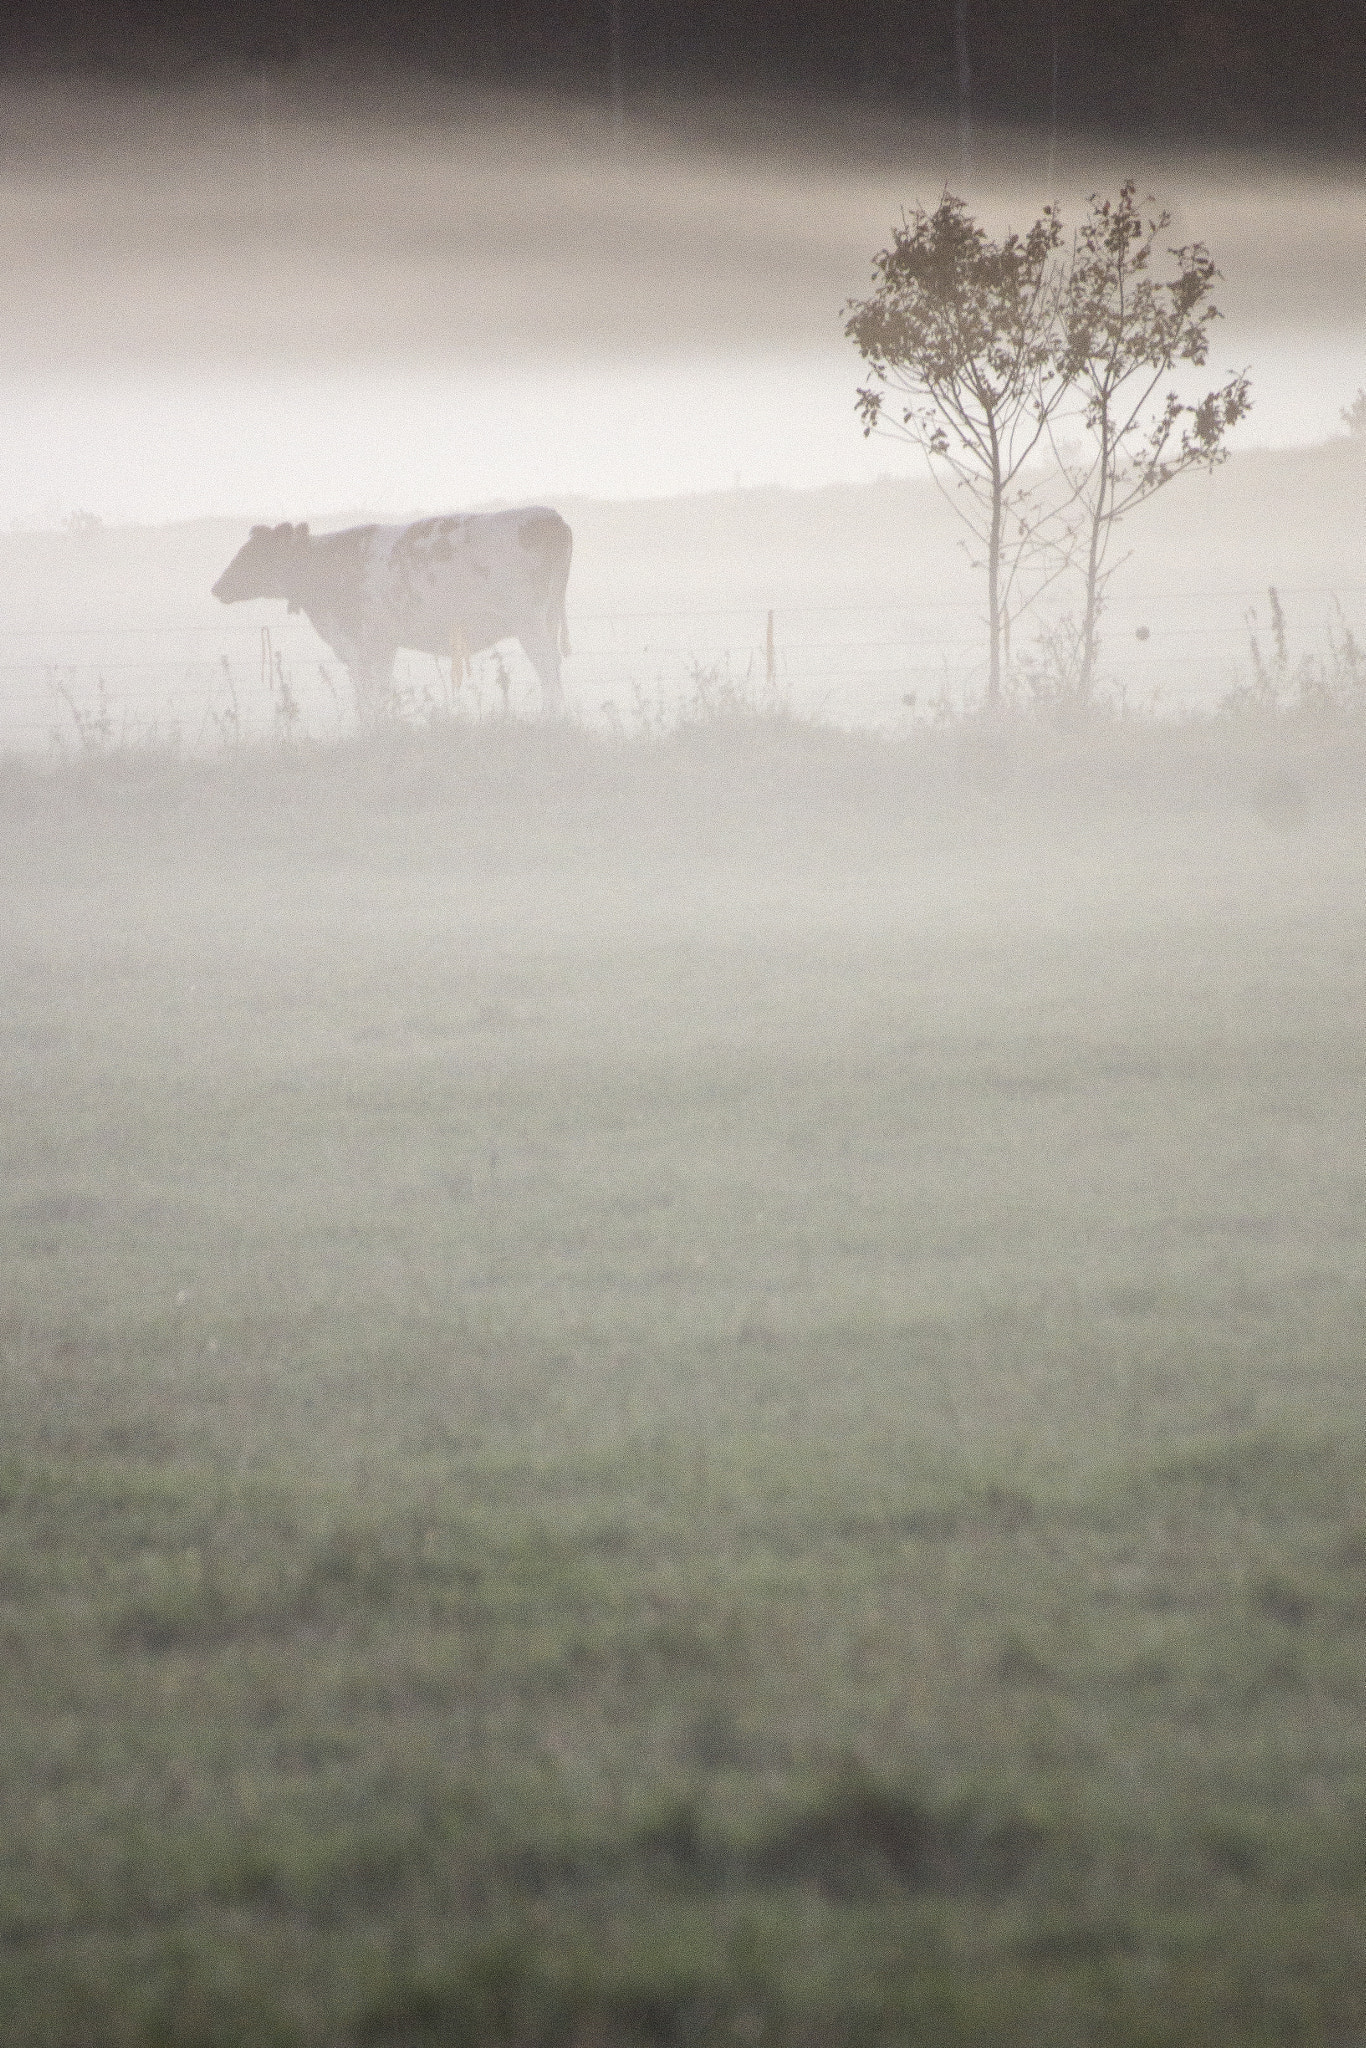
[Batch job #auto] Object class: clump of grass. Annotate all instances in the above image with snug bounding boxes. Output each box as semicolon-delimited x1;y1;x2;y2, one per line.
1225;587;1366;717
48;668;117;755
749;1768;1045;1899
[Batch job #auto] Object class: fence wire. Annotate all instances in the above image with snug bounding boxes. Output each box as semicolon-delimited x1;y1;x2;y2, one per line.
4;583;1364;753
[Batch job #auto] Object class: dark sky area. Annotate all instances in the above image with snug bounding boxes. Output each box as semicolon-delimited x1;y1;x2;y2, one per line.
2;1;1362;151
1;2;1360;523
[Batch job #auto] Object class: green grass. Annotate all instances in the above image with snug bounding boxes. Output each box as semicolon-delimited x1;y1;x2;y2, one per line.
2;717;1365;2043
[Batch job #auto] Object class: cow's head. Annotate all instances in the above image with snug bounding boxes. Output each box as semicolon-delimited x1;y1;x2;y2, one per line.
212;522;310;605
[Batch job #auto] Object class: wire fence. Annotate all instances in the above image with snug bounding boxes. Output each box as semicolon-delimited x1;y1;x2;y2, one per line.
4;581;1365;755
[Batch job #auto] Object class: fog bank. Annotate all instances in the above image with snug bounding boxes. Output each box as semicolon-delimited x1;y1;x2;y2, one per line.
1;76;1363;524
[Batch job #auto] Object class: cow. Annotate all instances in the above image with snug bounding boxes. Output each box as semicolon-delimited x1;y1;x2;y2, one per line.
211;508;573;721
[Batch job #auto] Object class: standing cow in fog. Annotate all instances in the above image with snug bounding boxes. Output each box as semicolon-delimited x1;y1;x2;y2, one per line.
212;508;573;722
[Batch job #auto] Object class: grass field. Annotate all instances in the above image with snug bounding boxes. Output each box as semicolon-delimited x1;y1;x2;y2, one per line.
2;712;1365;2045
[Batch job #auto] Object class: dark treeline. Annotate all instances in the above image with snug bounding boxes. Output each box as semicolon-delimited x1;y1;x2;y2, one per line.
2;0;1362;150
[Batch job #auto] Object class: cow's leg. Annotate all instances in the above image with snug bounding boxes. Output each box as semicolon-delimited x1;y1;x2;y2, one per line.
347;665;378;730
520;625;564;718
350;648;397;730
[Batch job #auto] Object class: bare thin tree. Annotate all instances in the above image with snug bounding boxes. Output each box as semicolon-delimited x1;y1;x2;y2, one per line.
1057;183;1252;701
847;195;1072;706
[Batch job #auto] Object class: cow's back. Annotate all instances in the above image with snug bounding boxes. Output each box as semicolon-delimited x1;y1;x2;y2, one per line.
370;509;570;659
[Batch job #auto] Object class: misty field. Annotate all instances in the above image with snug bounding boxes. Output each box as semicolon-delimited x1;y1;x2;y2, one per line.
2;713;1366;2046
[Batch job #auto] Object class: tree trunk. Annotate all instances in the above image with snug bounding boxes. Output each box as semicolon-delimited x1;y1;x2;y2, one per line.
1079;525;1101;703
1078;414;1108;702
987;467;1003;706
